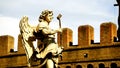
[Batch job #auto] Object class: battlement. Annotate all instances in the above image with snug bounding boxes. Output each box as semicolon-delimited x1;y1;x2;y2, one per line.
0;22;118;55
57;22;117;48
0;35;14;56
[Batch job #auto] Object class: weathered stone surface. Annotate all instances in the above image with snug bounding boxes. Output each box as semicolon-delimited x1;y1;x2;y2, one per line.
100;22;117;45
78;25;94;47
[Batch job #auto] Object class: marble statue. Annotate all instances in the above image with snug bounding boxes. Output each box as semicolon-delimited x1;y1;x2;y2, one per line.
19;10;63;68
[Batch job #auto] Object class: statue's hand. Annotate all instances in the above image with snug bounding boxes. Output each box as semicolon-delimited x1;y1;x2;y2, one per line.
56;28;62;33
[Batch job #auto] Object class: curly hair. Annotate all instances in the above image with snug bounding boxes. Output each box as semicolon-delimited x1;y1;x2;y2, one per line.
39;10;53;22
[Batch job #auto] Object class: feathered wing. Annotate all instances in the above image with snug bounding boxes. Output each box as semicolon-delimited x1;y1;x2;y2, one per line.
19;16;35;66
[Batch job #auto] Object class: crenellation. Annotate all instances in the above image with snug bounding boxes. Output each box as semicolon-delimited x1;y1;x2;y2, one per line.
57;28;73;48
17;34;25;54
78;25;94;47
0;35;14;56
100;22;117;45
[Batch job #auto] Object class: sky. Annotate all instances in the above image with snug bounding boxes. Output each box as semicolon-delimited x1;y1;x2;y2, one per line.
0;0;118;50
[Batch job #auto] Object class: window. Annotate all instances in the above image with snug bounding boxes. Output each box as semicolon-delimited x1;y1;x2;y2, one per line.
66;66;71;68
84;53;88;58
111;63;117;68
99;63;105;68
87;64;93;68
76;65;82;68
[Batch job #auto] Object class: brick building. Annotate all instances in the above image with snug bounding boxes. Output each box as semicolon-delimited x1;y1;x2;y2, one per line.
0;22;120;68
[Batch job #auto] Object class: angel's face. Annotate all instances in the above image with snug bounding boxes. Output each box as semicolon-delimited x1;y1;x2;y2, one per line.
45;13;53;23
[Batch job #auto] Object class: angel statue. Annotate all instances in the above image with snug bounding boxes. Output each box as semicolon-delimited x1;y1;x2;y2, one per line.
19;10;63;68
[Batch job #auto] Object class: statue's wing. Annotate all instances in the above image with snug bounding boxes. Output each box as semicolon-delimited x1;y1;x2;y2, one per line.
19;16;35;66
19;16;35;40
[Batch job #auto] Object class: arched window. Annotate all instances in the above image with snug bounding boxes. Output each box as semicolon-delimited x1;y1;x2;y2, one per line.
111;63;117;68
76;65;82;68
66;66;71;68
87;64;93;68
99;63;105;68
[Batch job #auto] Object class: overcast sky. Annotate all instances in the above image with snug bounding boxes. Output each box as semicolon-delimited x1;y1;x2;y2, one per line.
0;0;118;50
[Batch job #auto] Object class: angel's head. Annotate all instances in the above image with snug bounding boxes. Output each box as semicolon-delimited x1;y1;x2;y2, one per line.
39;10;53;23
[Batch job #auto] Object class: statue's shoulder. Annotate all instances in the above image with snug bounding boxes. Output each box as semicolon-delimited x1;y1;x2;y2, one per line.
37;22;48;30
